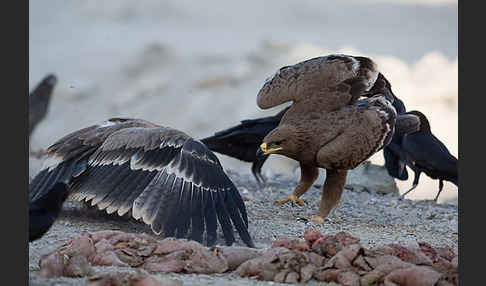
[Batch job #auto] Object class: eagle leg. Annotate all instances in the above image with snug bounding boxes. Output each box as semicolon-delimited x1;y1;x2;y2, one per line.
314;169;348;222
275;164;319;207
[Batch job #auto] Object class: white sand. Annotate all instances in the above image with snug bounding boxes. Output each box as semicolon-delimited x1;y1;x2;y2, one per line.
29;0;458;203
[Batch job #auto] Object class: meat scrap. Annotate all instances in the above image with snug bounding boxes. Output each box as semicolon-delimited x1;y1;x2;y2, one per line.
236;247;318;283
38;231;259;278
36;229;458;286
86;269;183;286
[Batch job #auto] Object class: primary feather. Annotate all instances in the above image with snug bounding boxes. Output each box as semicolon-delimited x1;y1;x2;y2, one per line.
29;118;254;247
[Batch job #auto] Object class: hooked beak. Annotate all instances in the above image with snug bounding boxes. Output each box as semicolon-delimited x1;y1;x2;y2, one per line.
257;143;283;156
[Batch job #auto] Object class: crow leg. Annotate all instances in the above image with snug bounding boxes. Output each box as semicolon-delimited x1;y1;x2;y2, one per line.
252;155;268;187
400;170;421;199
434;180;444;203
252;163;265;187
276;164;319;207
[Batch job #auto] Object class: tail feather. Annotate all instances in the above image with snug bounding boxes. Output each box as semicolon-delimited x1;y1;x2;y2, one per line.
383;145;408;180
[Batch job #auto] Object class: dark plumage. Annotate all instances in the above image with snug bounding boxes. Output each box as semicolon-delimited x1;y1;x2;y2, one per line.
374;72;411;181
394;112;421;136
29;182;69;242
392;111;458;201
256;55;397;222
200;107;288;185
29;74;58;137
29;118;254;247
367;74;456;201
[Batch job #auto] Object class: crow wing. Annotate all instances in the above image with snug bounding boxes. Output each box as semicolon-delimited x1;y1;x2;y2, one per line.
402;132;457;182
383;139;409;180
200;107;287;162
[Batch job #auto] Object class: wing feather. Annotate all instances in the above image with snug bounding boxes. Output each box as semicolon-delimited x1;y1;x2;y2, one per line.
174;181;193;239
29;118;254;247
223;189;254;247
103;169;149;214
214;191;236;246
148;172;179;235
257;55;378;111
204;191;218;246
189;185;205;243
117;171;158;216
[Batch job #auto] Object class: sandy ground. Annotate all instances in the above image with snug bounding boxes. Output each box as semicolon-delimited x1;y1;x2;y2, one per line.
29;1;458;284
28;172;458;285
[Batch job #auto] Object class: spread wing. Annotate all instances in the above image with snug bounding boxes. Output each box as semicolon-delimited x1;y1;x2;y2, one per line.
29;118;254;247
256;55;379;111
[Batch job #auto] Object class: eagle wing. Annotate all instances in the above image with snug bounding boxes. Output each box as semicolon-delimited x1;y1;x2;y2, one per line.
29;118;254;247
256;55;378;111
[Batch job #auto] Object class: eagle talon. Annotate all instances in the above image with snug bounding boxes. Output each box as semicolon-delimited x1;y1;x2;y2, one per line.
276;194;305;207
309;216;325;223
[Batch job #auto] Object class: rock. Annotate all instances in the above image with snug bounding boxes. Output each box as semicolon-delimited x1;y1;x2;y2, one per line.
345;161;399;195
309;161;399;195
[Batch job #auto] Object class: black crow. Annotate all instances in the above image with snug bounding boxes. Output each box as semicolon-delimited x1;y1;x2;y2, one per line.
29;74;58;137
394;111;458;201
29;182;69;242
367;73;412;181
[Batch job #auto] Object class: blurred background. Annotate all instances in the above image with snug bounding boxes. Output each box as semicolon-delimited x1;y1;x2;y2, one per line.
29;0;458;203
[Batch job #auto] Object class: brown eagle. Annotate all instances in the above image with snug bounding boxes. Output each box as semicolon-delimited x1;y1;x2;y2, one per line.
256;55;406;222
